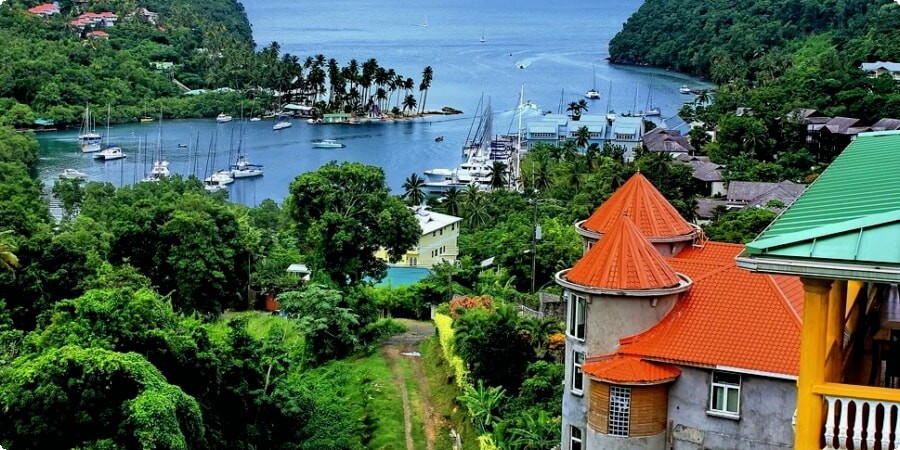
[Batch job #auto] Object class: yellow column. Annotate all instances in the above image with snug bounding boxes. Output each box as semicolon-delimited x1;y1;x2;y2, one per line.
826;280;847;382
795;277;833;450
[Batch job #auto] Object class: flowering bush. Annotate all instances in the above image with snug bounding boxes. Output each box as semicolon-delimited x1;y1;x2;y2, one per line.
449;295;494;318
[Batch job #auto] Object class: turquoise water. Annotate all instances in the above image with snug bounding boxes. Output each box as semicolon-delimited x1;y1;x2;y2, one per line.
35;0;709;205
375;267;433;288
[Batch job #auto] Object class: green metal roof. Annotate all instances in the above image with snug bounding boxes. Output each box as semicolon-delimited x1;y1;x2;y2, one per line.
741;131;900;273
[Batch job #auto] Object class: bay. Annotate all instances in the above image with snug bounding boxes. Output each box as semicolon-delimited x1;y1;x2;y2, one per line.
35;0;709;206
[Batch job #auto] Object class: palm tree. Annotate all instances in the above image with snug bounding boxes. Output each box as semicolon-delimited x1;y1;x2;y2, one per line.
566;101;581;120
418;66;433;115
462;185;489;227
401;173;426;206
577;99;589;113
441;187;462;216
694;89;711;106
402;94;417;116
488;161;507;190
532;162;552;193
573;125;591;151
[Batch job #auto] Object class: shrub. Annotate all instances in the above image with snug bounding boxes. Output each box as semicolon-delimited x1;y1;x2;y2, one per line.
434;313;467;388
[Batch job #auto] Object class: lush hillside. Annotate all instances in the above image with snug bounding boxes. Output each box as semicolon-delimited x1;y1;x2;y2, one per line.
0;0;254;126
608;0;882;78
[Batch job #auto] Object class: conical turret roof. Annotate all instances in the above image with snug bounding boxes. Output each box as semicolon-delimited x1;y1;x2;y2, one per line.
582;173;695;240
566;215;681;291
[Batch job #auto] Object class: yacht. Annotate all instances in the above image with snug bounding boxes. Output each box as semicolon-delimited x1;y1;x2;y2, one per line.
59;168;88;179
585;64;601;99
205;169;235;186
230;155;264;178
273;115;292;130
249;117;262;122
141;160;170;183
679;85;691;94
312;139;344;148
204;179;228;193
216;113;233;123
94;145;126;161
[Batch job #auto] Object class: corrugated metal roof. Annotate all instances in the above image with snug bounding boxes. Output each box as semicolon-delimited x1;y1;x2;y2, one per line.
745;131;900;264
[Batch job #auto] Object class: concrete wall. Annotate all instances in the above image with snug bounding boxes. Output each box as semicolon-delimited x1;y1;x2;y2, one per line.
587;428;666;450
561;338;588;450
667;366;796;450
582;291;678;355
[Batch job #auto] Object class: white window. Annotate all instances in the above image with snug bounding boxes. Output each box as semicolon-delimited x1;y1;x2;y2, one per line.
568;294;586;340
571;351;585;394
609;385;631;437
709;371;741;417
570;426;583;450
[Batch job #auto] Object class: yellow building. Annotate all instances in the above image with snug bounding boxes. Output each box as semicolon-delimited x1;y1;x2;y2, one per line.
376;206;462;267
738;131;900;450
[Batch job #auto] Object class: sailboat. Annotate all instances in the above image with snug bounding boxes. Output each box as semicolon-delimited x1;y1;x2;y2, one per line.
480;27;485;43
419;16;428;27
605;81;616;122
585;65;601;100
95;105;126;161
78;104;102;153
141;109;169;182
643;76;661;117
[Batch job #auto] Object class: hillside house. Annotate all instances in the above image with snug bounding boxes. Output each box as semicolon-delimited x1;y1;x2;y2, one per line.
27;3;59;16
738;130;900;450
375;206;461;268
559;173;803;449
726;180;805;210
642;128;694;157
861;61;900;80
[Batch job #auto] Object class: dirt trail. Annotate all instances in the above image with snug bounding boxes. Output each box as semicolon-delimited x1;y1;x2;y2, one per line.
380;319;438;450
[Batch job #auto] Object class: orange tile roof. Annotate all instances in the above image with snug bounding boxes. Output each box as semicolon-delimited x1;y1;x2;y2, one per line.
582;173;695;240
616;261;803;376
566;215;682;290
583;356;681;385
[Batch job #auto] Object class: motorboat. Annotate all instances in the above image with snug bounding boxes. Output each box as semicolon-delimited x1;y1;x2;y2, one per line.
94;145;126;161
204;169;234;187
312;139;345;148
273;116;292;130
435;136;444;142
141;160;170;182
679;85;691;94
59;168;88;179
78;105;102;153
230;155;263;178
140;116;154;123
250;117;261;122
204;179;228;193
216;113;233;123
177;143;188;148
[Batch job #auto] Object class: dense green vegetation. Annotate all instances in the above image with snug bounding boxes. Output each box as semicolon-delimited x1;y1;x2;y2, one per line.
0;0;436;127
611;0;900;188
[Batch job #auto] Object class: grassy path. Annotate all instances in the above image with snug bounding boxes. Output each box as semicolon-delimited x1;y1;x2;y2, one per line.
380;319;436;450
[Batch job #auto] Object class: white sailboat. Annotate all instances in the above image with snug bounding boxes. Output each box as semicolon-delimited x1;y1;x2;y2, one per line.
643;76;661;117
585;65;601;100
95;105;126;161
479;27;485;43
141;110;170;182
78;104;102;153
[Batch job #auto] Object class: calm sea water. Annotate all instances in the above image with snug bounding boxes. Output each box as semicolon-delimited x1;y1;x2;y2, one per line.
36;0;709;205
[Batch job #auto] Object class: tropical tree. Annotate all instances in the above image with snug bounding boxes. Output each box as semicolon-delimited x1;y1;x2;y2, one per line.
488;161;507;190
418;65;433;114
440;186;462;216
0;230;18;272
565;101;582;120
402;94;418;115
573;126;591;150
278;285;360;364
457;380;506;434
461;185;489;228
402;172;426;205
287;162;420;286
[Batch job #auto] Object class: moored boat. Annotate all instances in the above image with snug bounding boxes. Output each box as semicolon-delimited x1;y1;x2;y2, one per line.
216;113;233;123
78;104;102;153
679;85;691;94
230;155;264;178
141;160;170;182
312;139;344;148
273;116;292;130
94;145;126;161
60;168;88;179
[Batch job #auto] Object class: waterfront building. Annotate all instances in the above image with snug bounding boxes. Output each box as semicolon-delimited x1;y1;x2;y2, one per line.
558;172;804;449
738;130;900;450
609;116;644;160
375;206;461;268
526;114;571;149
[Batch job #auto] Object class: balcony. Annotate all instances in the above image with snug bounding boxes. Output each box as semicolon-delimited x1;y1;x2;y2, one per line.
818;383;900;449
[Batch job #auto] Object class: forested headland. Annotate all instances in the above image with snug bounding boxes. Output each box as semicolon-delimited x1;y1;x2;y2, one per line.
2;0;436;128
609;0;900;186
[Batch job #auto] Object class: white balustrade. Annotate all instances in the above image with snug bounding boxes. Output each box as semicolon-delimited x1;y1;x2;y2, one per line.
822;395;900;450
